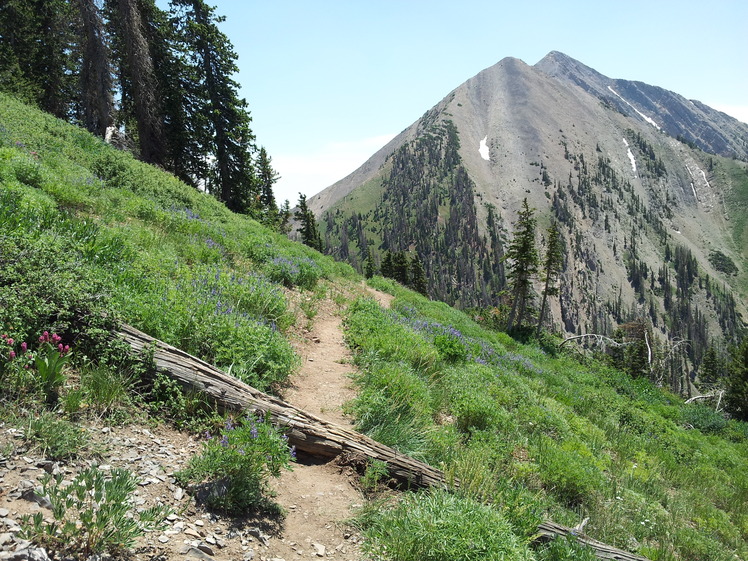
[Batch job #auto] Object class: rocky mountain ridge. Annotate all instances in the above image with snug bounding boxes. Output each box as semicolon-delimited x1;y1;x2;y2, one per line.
307;51;748;386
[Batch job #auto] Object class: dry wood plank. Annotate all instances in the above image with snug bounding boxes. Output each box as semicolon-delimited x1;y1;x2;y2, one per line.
119;323;651;561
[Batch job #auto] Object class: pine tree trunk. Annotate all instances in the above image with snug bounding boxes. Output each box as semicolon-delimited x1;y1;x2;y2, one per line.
115;0;164;164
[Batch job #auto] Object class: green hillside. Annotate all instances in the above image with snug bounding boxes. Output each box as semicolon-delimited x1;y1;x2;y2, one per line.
2;94;748;560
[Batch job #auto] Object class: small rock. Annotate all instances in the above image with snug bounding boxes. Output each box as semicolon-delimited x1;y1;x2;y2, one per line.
184;528;201;538
205;535;216;545
174;487;184;500
246;527;268;546
158;535;170;544
242;549;254;561
312;543;326;557
166;513;179;522
0;532;14;546
2;547;51;561
20;490;52;509
196;543;214;556
0;508;9;517
194;519;205;527
185;547;213;560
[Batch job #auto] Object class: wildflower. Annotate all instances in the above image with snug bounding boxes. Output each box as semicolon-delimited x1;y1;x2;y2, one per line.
225;418;234;431
220;435;229;447
290;446;297;459
250;424;258;439
20;342;27;352
8;351;15;360
6;338;13;346
205;431;212;440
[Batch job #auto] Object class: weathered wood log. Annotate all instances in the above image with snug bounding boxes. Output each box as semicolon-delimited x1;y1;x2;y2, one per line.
537;521;651;560
119;323;651;561
119;323;448;489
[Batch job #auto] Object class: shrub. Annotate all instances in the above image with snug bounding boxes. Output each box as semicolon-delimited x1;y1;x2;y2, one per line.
21;467;169;558
24;411;88;460
264;256;321;290
356;489;534;561
175;412;294;514
681;404;728;433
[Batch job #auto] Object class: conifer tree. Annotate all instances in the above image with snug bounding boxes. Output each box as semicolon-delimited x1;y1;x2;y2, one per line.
0;0;77;117
256;147;280;225
726;337;748;421
381;251;394;279
409;254;428;296
392;251;409;286
170;0;258;213
108;0;166;165
504;198;538;332
75;0;114;137
536;221;564;335
364;249;376;279
294;194;323;252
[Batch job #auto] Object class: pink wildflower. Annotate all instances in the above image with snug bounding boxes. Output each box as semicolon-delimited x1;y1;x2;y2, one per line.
6;338;13;346
9;351;15;360
21;342;27;352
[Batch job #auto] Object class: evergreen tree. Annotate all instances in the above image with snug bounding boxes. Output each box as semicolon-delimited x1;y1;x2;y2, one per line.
75;0;114;137
392;251;409;286
294;194;323;252
409;254;428;296
0;0;77;117
170;0;258;213
106;0;167;164
536;221;564;335
381;251;394;279
256;146;280;226
278;200;291;234
364;249;376;279
726;337;748;421
504;198;538;332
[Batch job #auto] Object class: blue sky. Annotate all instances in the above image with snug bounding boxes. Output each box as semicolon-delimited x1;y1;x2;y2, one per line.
208;1;748;203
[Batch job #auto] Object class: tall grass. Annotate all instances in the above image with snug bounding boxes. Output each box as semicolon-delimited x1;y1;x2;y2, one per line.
344;280;748;560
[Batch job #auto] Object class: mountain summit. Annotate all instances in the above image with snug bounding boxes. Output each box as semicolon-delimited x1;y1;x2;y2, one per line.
308;52;748;387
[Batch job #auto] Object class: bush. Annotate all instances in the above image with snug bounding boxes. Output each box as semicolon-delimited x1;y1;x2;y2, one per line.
681;404;727;433
175;412;294;514
21;467;170;558
356;489;534;561
24;411;88;460
264;256;321;290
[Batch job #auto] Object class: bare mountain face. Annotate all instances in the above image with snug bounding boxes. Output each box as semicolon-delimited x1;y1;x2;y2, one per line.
308;51;748;385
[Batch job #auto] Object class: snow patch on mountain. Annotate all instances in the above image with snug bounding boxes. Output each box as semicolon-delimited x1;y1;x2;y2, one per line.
607;86;661;130
479;136;490;161
622;138;637;173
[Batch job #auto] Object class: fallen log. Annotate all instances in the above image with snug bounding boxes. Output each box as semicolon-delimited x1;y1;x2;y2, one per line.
537;521;651;560
119;323;650;561
119;323;448;489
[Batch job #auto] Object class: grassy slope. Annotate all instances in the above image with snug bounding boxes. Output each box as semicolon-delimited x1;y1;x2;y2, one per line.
349;277;748;561
1;94;747;561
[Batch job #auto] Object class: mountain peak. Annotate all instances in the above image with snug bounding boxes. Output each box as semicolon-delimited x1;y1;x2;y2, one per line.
534;51;610;84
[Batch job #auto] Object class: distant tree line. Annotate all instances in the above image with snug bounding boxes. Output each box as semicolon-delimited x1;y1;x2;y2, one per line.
0;0;283;226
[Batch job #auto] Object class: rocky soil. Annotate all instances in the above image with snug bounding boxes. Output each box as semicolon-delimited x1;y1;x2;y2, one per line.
0;285;393;561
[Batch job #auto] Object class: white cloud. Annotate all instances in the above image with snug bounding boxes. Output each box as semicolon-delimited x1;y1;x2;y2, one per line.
271;134;396;204
711;104;748;125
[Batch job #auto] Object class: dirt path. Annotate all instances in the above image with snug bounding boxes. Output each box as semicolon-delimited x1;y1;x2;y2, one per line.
0;285;395;561
260;285;394;561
